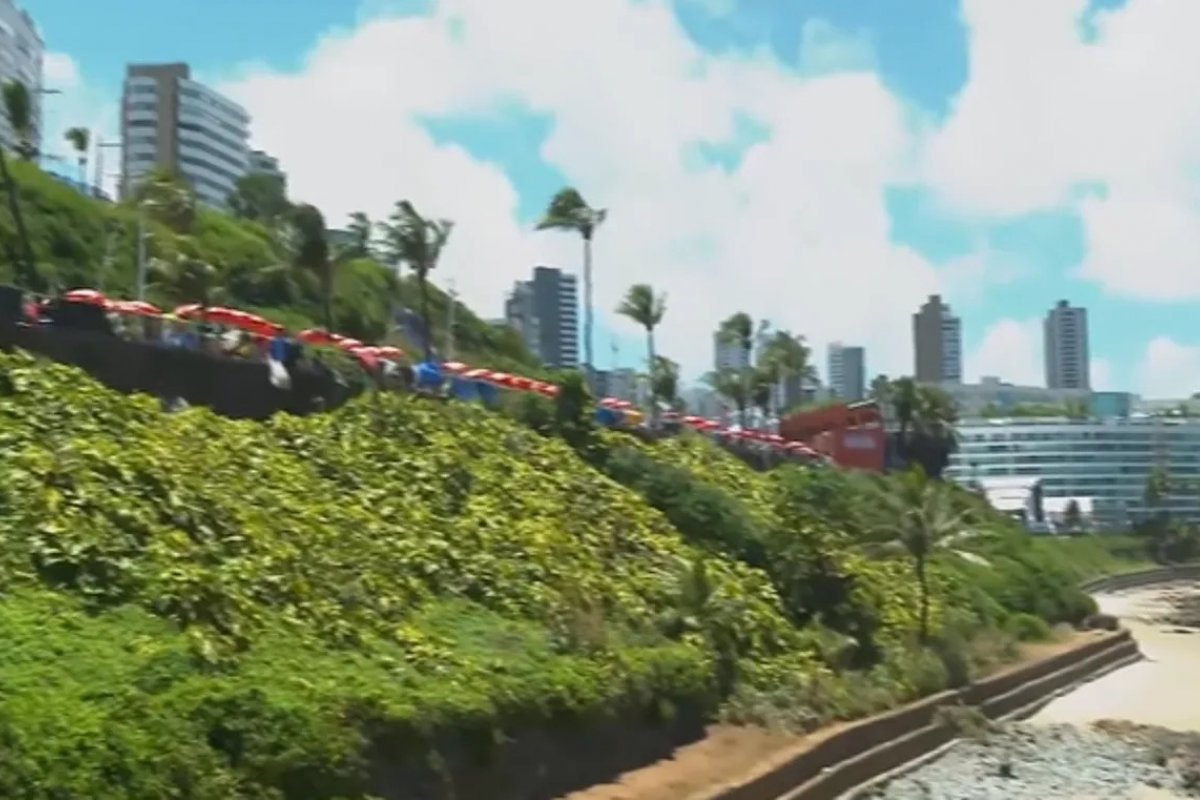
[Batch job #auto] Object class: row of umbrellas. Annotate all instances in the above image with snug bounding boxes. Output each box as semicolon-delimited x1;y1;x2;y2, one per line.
62;289;407;366
61;288;820;459
446;365;821;458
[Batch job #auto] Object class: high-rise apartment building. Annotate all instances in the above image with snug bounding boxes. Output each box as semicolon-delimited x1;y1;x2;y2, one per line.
121;63;251;209
713;332;751;372
1044;299;1090;390
913;294;962;383
0;0;44;153
248;148;285;189
827;342;866;401
504;266;578;368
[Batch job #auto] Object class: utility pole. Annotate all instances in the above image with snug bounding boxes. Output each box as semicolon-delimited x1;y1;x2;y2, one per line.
445;278;457;361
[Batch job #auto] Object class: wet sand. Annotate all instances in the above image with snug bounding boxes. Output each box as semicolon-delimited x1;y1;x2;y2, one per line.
1030;580;1200;733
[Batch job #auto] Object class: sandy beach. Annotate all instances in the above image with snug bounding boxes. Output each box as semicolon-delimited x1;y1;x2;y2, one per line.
1030;580;1200;732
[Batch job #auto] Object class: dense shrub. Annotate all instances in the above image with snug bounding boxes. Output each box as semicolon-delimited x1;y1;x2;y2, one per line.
0;350;1150;797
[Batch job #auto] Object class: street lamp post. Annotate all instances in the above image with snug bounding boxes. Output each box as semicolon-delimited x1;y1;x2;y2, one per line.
95;138;121;200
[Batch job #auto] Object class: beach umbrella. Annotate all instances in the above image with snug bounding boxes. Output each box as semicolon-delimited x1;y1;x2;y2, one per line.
65;288;109;307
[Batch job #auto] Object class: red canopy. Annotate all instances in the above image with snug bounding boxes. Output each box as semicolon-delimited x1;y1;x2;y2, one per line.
173;303;203;319
65;288;109;308
297;329;333;345
112;300;162;317
374;345;405;360
443;361;468;374
463;368;493;380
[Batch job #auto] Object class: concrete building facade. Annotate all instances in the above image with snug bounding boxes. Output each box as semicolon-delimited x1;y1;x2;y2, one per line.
913;294;962;384
1044;299;1090;390
121;62;251;209
504;266;578;369
827;342;866;401
946;416;1200;528
0;0;44;153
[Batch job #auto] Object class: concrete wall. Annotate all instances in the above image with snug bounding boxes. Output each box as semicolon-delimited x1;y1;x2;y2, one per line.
701;631;1137;800
0;321;352;419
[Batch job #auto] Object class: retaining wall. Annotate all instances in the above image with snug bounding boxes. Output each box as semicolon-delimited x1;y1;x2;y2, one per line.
1079;564;1200;594
701;630;1138;800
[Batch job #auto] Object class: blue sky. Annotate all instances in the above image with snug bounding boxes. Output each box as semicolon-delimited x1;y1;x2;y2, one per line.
25;0;1200;396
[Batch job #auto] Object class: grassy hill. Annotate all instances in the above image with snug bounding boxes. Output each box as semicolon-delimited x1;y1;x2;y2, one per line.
0;163;1153;799
0;346;1133;798
0;162;539;374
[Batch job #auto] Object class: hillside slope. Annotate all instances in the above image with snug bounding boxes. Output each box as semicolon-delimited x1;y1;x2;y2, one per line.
0;163;538;373
0;346;1116;798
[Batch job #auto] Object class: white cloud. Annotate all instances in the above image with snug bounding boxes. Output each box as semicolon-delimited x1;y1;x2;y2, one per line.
1139;337;1200;399
923;0;1200;301
966;317;1042;385
43;52;81;89
214;0;943;380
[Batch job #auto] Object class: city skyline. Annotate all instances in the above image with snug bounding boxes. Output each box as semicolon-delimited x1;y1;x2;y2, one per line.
21;0;1200;397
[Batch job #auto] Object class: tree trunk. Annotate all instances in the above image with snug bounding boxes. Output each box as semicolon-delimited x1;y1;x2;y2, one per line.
915;555;930;643
582;233;594;374
647;326;657;427
0;146;38;292
418;269;433;363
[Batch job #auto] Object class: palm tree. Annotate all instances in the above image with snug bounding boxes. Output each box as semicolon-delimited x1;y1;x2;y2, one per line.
64;126;89;185
718;312;755;426
147;253;221;308
343;211;373;260
617;283;666;419
288;203;333;332
0;80;36;289
759;330;816;422
536;187;606;373
135;168;196;233
2;80;34;160
867;467;980;642
382;200;454;363
707;369;749;428
649;355;680;410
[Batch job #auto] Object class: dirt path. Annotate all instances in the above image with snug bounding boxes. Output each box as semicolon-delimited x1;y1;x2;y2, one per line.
559;633;1092;800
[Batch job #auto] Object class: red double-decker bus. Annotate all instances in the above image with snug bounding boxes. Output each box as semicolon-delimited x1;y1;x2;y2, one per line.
778;400;886;472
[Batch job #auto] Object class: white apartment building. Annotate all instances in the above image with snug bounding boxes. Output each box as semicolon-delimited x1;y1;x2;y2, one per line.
828;342;866;401
249;148;285;185
1044;299;1090;390
713;332;751;372
947;416;1200;529
0;0;44;151
121;63;251;209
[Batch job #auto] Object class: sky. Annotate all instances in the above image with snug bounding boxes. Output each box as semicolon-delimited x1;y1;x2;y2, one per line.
24;0;1200;397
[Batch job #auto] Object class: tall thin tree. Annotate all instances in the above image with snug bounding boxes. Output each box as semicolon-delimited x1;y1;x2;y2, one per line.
64;126;89;186
383;200;454;363
536;187;606;373
616;283;667;415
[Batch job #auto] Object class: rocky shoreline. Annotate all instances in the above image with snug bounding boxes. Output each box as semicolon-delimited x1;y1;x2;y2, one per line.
857;721;1200;799
859;583;1200;799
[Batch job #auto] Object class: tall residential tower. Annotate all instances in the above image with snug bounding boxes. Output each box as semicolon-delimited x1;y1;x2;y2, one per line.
828;342;866;401
120;62;251;209
913;294;962;383
1044;299;1090;390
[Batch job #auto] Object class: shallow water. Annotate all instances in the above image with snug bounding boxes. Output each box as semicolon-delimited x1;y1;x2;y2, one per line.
1030;581;1200;733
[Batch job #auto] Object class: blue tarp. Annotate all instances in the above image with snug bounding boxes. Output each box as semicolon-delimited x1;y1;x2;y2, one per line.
415;361;443;389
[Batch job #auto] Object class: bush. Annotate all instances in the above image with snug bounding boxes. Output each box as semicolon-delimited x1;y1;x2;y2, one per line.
1006;612;1052;642
0;348;1154;795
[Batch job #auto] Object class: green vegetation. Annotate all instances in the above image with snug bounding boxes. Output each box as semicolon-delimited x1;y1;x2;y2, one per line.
978;401;1090;419
0;348;1139;798
0;161;539;374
